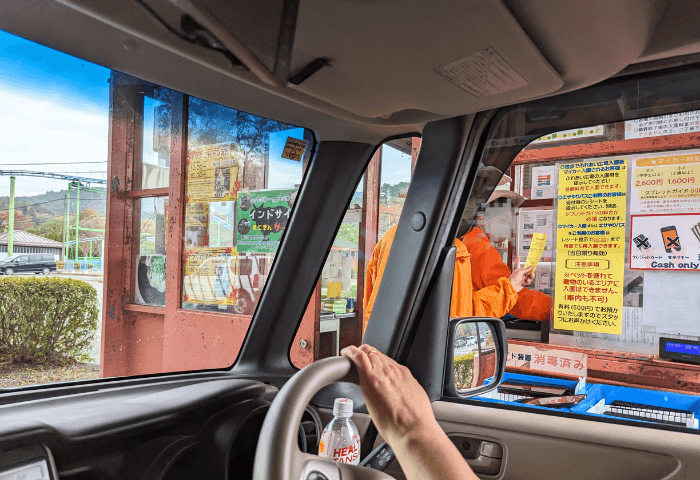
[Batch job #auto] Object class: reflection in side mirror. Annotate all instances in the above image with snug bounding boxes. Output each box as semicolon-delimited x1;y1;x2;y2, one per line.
445;317;507;399
453;321;497;391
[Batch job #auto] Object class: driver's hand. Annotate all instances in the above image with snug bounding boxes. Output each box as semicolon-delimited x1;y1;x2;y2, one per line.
340;345;438;447
341;345;479;480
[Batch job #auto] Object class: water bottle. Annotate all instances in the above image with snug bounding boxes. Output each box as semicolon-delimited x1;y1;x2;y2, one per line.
318;398;361;465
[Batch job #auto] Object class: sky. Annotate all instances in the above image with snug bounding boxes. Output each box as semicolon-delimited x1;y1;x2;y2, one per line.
0;28;412;207
0;30;110;200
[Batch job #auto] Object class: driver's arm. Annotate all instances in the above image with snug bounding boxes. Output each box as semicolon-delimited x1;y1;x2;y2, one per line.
341;345;479;480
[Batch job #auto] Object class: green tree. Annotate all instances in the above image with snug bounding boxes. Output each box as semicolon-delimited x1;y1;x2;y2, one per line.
336;223;359;244
27;217;65;243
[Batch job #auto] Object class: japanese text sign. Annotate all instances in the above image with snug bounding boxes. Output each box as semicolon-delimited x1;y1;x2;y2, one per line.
236;189;295;253
554;158;627;334
506;343;587;377
630;213;700;271
183;247;239;305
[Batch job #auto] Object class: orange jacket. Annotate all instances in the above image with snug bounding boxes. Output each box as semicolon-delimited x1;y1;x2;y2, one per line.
363;225;518;333
461;227;551;321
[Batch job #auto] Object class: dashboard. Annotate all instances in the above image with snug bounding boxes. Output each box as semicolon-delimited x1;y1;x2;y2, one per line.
0;375;325;480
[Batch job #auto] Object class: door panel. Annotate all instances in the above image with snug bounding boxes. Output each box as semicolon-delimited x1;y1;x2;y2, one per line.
431;401;697;479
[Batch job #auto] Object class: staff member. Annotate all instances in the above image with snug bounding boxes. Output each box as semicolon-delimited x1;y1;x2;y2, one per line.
363;222;533;334
460;188;551;321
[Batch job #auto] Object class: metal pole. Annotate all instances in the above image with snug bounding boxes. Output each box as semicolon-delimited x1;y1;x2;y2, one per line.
8;176;15;256
62;192;68;261
65;187;71;262
75;182;80;262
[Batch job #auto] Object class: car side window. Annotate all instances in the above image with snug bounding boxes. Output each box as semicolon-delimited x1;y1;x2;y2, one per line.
0;29;313;388
456;113;700;432
290;138;419;368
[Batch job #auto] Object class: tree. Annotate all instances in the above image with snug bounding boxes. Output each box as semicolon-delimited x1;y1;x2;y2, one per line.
27;217;65;243
336;223;359;244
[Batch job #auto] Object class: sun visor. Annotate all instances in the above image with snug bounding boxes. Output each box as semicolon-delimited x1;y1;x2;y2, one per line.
290;0;563;119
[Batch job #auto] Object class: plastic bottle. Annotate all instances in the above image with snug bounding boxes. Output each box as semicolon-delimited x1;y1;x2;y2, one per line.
318;398;361;465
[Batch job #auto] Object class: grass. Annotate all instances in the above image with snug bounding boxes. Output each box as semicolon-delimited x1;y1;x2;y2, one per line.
0;356;99;388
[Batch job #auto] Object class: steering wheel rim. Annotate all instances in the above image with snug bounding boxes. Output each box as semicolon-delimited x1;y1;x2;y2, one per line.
253;356;395;480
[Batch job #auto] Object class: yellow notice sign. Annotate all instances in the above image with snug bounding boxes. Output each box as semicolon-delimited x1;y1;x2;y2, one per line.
281;137;308;161
553;158;627;334
524;233;547;273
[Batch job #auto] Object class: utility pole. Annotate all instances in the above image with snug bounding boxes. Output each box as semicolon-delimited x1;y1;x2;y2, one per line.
8;176;15;256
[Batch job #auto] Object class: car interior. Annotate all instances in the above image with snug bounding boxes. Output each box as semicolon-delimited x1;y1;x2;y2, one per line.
3;0;700;479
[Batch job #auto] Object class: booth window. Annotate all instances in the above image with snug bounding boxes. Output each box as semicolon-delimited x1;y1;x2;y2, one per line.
104;71;314;377
463;114;700;432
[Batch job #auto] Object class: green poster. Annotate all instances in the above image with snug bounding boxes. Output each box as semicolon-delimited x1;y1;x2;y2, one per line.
236;189;295;253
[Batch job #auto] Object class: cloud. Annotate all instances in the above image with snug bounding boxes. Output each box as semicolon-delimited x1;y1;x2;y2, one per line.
0;85;109;196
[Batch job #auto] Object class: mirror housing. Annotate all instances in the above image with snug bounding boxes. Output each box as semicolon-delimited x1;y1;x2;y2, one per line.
443;317;508;399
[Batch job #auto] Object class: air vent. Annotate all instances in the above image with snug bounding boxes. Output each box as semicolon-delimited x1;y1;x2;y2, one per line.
298;406;323;454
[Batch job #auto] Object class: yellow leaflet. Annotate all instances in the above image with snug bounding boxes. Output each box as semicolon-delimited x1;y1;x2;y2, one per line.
524;233;547;273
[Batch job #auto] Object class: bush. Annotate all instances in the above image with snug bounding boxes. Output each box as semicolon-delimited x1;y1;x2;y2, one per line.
55;260;65;270
453;353;475;390
0;277;99;363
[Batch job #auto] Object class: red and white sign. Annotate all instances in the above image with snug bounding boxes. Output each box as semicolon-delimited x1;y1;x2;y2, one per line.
506;343;587;377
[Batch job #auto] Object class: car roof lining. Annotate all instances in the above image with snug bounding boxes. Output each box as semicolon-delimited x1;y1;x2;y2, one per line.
6;0;700;144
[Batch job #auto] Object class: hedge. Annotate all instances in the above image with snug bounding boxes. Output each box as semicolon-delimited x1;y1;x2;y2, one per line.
453;353;475;390
0;277;99;362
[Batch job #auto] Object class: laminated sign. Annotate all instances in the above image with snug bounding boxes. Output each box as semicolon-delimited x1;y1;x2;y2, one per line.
554;158;627;334
236;189;295;253
183;247;239;305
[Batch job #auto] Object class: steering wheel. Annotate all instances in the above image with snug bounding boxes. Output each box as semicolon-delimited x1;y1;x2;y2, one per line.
253;356;396;480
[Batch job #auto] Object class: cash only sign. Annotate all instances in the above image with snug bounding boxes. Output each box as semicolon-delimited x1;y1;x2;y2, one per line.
554;158;627;335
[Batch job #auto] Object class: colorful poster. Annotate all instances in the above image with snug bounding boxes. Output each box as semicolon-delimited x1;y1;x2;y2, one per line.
630;152;700;214
530;165;556;199
184;202;209;247
186;143;243;203
630;213;700;271
553;158;627;334
517;209;554;259
183;247;239;305
236;189;295;253
626;110;700;139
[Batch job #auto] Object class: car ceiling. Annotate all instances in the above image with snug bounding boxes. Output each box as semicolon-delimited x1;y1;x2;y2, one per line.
2;0;700;144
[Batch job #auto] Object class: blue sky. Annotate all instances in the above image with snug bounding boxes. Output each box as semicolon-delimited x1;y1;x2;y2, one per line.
0;30;110;198
0;28;411;203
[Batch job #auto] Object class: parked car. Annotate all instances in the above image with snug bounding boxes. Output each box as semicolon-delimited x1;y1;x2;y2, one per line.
0;254;56;275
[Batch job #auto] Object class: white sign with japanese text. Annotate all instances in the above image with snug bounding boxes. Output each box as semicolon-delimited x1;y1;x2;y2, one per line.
626;110;700;139
506;343;587;377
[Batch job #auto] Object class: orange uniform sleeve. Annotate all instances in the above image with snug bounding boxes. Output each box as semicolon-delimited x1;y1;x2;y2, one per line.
472;277;518;318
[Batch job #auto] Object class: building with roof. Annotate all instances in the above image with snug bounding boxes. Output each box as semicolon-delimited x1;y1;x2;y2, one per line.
0;230;63;260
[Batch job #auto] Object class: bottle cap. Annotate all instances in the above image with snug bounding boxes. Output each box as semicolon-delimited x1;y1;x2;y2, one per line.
333;398;354;417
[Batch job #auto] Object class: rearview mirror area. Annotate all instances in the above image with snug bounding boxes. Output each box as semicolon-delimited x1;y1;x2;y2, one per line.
444;317;508;399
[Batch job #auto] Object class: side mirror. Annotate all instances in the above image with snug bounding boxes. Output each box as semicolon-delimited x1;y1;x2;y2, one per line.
444;317;507;398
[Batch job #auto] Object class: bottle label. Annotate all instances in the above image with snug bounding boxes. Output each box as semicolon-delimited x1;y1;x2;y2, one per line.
318;430;361;465
330;438;361;464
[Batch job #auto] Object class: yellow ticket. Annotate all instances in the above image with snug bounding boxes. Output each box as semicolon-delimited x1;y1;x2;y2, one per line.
524;232;547;273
